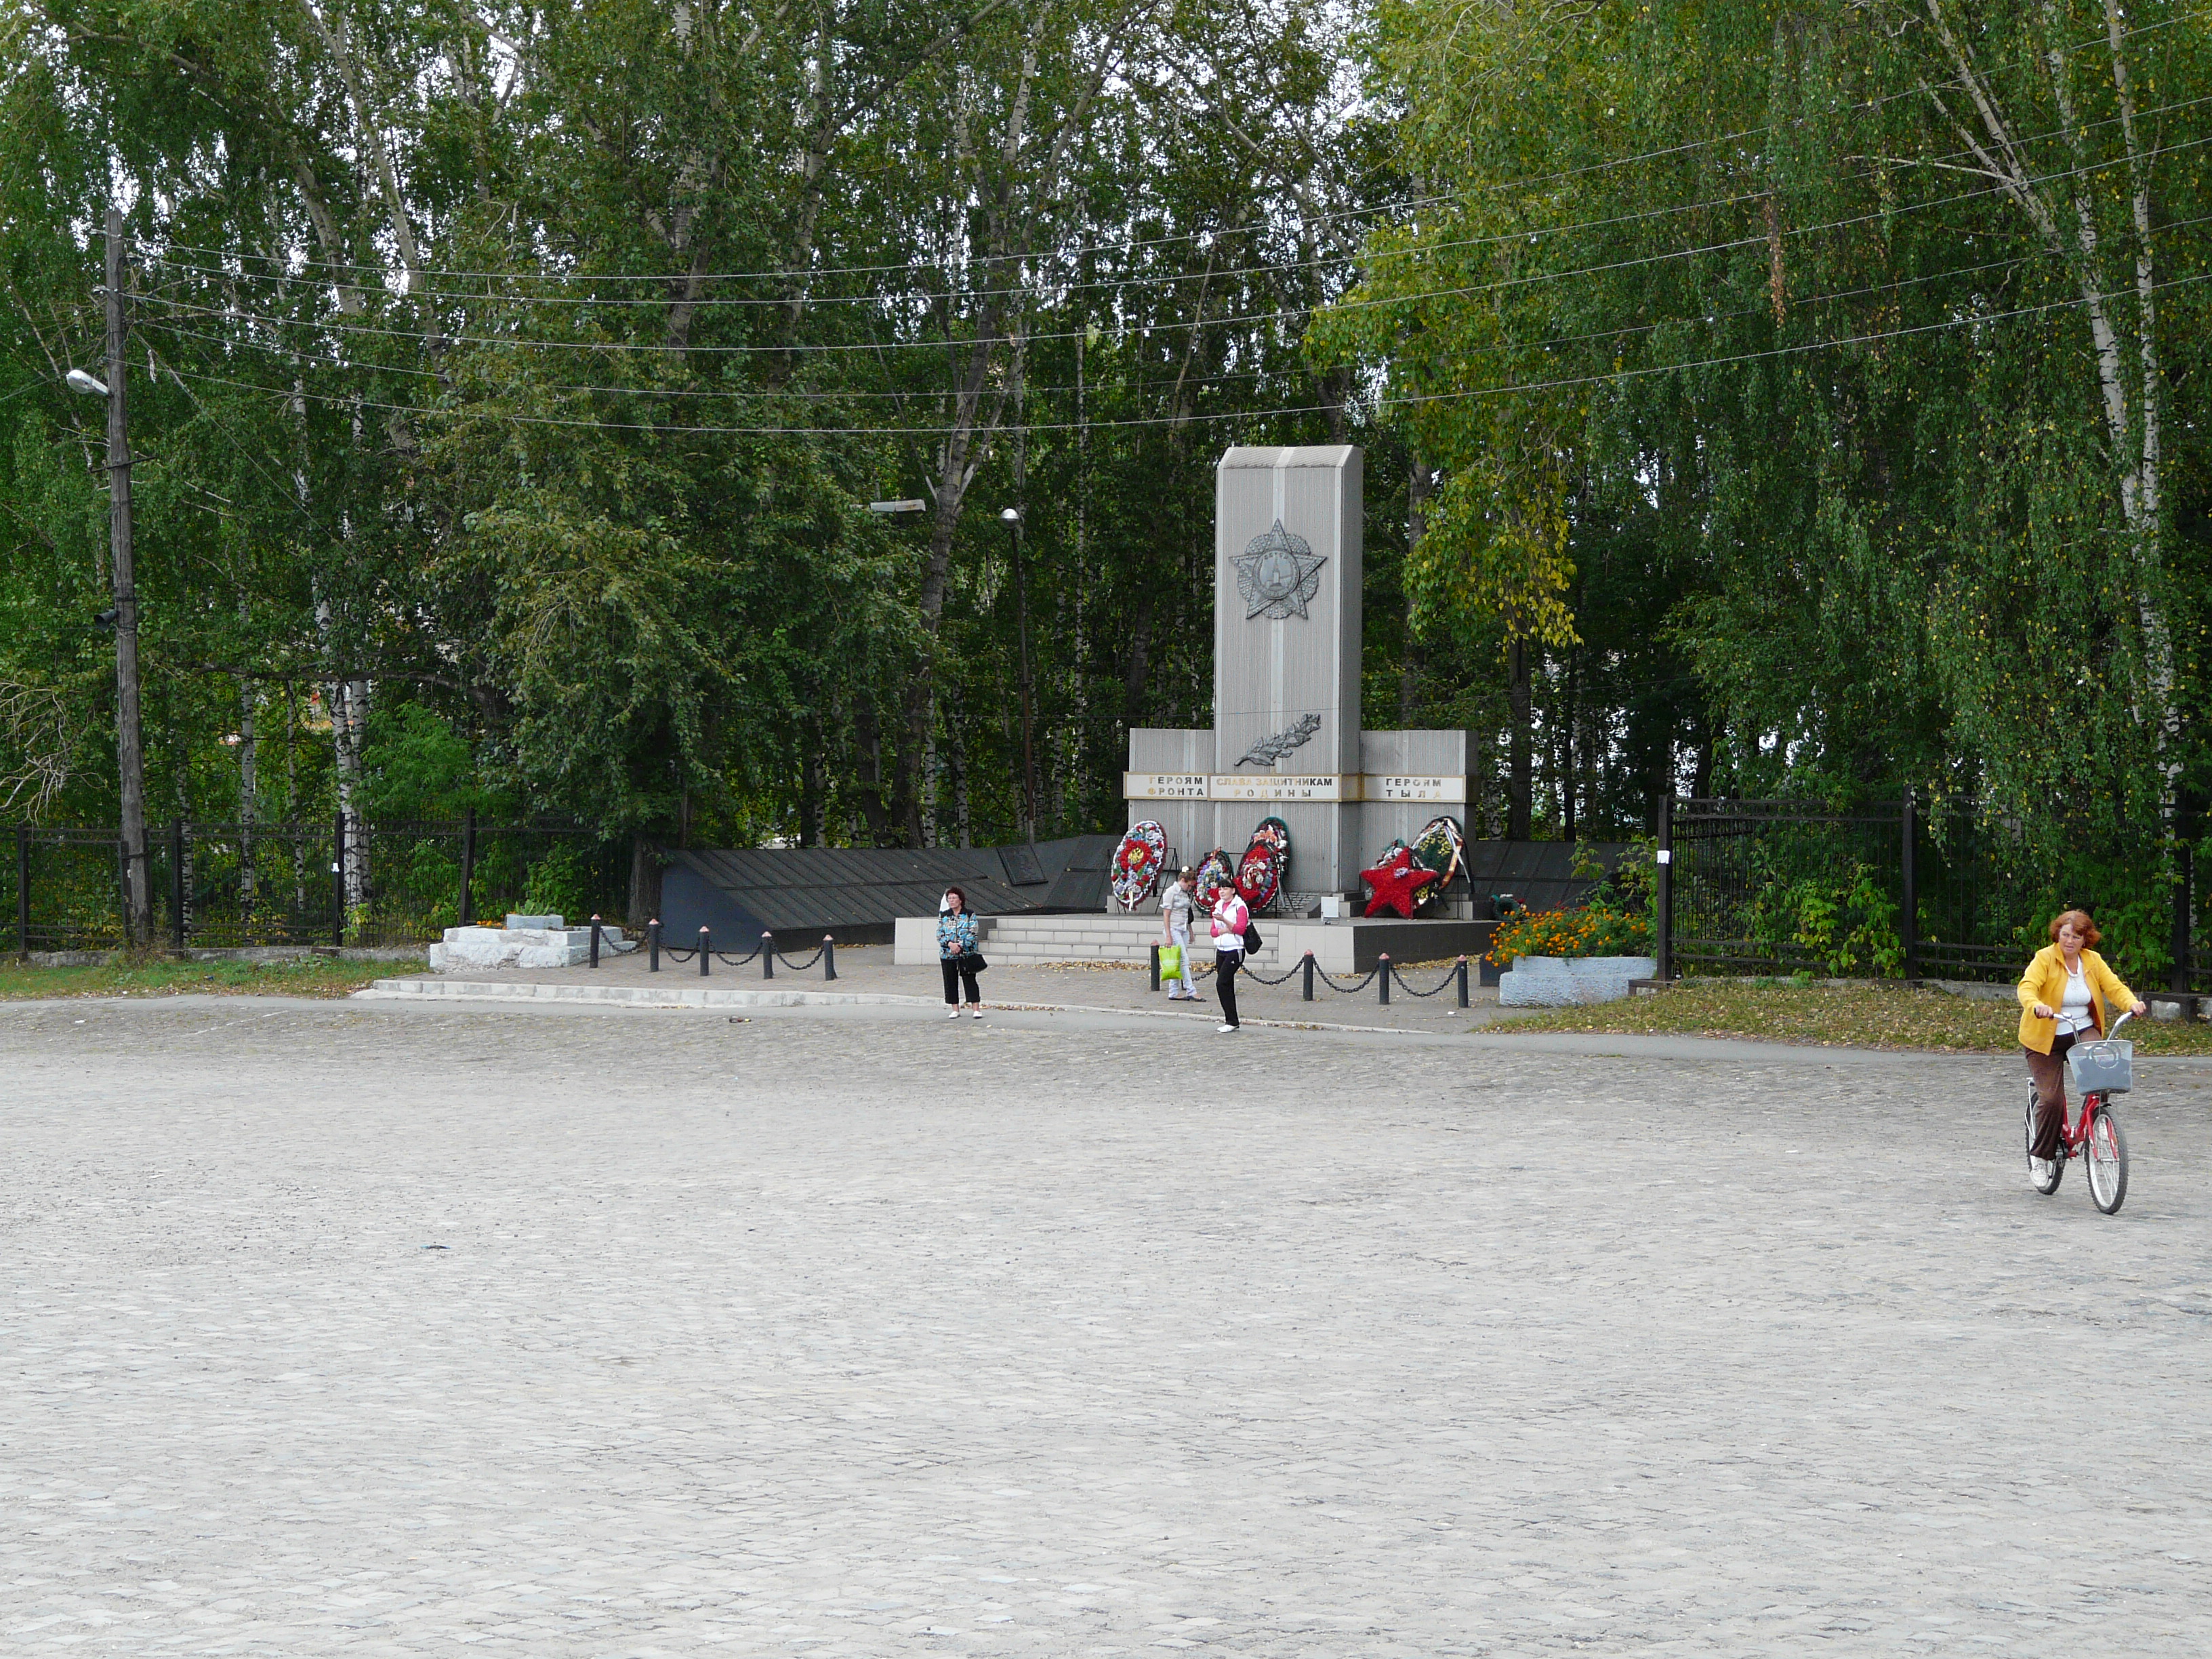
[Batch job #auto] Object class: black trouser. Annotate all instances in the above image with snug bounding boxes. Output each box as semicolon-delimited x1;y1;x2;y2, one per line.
941;956;981;1004
1215;948;1242;1027
2026;1029;2080;1159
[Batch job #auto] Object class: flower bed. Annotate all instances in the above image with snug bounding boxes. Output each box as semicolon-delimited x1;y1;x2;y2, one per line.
1486;841;1656;968
1488;903;1651;966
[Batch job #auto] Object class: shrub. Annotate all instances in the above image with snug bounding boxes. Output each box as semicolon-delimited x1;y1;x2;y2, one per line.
1744;859;1903;977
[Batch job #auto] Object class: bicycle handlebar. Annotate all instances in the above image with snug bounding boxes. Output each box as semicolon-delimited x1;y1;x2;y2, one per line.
2108;1009;2136;1039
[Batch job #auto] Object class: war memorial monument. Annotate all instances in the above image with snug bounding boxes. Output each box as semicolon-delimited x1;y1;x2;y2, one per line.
1119;444;1488;966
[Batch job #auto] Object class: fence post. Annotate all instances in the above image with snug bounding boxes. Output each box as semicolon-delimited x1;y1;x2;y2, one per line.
170;819;186;952
1457;955;1469;1008
1149;943;1160;991
699;926;710;975
589;914;602;968
331;811;346;947
648;918;660;972
1656;793;1675;981
1900;787;1919;981
1378;953;1391;1006
1303;952;1314;1002
458;806;476;926
823;933;837;981
762;931;775;979
15;826;28;960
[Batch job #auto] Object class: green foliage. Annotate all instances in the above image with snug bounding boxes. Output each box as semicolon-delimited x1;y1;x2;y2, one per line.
1322;0;2212;845
3;0;2207;875
520;841;591;923
1744;861;1906;979
360;705;486;822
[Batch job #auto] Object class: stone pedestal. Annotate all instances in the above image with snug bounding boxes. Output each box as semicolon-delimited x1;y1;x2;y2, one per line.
429;914;637;971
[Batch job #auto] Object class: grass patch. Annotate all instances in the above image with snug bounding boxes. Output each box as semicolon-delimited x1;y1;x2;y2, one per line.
1498;978;2212;1054
0;955;388;1001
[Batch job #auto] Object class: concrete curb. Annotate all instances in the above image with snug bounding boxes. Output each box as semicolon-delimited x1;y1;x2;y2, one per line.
356;977;943;1012
352;975;1433;1036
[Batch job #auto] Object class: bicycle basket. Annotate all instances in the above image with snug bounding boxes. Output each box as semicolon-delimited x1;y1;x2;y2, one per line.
2066;1038;2134;1096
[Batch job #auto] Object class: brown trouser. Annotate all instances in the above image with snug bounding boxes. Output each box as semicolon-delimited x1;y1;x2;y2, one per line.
2024;1030;2079;1160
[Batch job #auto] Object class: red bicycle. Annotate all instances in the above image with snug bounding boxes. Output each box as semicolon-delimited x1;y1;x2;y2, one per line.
2025;1010;2133;1214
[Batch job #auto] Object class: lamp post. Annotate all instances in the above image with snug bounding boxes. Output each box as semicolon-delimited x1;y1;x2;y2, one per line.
68;208;149;949
1000;506;1038;844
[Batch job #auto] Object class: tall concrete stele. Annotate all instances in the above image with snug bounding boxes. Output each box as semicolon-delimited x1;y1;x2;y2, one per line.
1126;445;1471;902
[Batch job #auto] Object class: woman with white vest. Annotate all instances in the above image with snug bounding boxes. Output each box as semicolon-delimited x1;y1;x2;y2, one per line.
1209;882;1250;1033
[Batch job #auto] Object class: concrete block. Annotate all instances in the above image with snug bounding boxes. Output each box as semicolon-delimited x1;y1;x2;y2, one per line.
1498;954;1656;1006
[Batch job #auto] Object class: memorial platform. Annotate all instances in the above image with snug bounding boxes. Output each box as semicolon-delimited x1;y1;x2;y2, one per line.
893;910;1494;974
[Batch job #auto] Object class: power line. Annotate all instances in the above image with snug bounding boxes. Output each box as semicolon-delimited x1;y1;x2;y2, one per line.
146;226;2173;410
143;86;2212;315
136;129;2212;363
151;268;2212;441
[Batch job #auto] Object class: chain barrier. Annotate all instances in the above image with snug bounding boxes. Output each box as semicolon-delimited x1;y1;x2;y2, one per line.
638;925;838;982
1239;958;1305;986
1313;964;1380;994
1391;962;1463;998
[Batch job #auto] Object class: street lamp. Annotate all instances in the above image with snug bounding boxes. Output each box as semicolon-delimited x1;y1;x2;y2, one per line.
68;207;150;949
1000;507;1038;845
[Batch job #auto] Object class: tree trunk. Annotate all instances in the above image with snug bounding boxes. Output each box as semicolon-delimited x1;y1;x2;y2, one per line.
627;834;658;927
1562;649;1578;842
850;697;895;845
1508;638;1532;841
1123;593;1154;727
237;673;257;923
1402;453;1431;723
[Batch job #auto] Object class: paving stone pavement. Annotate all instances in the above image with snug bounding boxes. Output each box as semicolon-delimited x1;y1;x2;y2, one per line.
4;998;2211;1656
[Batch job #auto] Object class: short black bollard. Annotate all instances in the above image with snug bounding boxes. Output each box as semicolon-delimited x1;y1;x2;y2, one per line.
822;934;837;981
1149;943;1160;991
1302;952;1315;1002
648;918;661;972
589;914;602;968
1378;953;1391;1006
762;931;775;979
1456;955;1469;1008
699;926;711;976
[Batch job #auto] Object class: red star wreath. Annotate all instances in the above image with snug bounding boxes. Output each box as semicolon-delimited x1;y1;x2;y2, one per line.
1359;844;1441;918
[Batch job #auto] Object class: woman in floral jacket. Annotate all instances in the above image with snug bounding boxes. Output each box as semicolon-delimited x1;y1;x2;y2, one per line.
938;886;985;1019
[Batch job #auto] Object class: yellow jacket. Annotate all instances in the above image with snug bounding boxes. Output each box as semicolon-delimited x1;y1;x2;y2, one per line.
2016;945;2137;1053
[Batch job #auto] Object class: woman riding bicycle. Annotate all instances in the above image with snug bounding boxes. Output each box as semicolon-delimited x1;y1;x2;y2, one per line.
2018;909;2146;1174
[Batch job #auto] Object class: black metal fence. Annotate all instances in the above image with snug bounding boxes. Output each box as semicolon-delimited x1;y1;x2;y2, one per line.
1656;795;2204;991
5;813;625;953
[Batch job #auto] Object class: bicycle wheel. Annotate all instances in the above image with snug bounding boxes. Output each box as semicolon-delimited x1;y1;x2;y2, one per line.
2026;1091;2063;1195
2086;1103;2129;1214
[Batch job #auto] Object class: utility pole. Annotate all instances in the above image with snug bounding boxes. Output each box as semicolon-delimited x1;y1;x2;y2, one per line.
1001;507;1038;844
105;208;149;948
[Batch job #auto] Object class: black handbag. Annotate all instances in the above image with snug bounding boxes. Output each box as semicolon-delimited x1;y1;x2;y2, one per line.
966;952;989;973
1241;922;1262;952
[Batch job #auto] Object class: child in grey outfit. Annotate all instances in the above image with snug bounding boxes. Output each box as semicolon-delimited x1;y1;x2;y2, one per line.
1160;867;1199;1000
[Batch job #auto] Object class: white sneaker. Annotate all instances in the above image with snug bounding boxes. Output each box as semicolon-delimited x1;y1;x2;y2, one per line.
969;1006;984;1019
947;1008;962;1019
1216;1023;1239;1033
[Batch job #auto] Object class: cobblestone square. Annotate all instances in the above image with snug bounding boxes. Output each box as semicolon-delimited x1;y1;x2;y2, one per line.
5;999;2210;1654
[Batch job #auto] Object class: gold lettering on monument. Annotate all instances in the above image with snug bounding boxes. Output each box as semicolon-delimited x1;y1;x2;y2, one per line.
1123;773;1211;800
